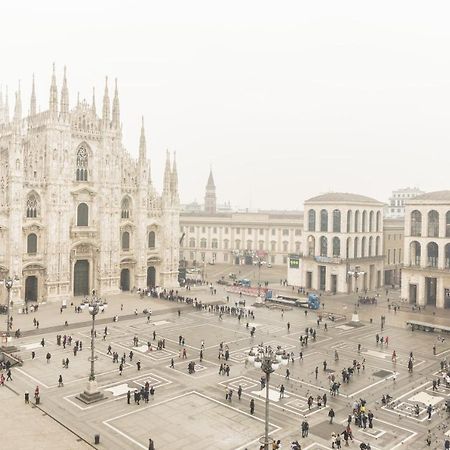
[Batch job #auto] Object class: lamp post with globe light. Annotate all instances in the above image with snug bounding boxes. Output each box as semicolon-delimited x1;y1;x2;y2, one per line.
347;266;365;322
2;276;19;352
248;345;288;449
78;296;105;404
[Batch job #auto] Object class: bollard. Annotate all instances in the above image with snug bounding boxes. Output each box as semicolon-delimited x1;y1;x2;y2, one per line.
94;434;100;444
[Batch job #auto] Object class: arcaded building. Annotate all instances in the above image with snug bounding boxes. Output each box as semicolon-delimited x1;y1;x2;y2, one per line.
402;191;450;308
0;67;180;304
300;193;384;293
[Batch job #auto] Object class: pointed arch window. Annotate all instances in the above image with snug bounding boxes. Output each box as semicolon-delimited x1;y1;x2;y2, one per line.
76;144;89;181
121;197;131;219
26;193;39;218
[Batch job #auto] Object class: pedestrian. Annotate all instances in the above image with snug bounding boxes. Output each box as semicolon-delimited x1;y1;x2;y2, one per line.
426;429;431;447
31;351;35;360
328;408;335;424
58;375;63;387
137;360;141;371
427;404;432;420
250;398;255;415
127;390;131;404
238;385;242;400
285;368;290;380
46;352;51;364
315;366;319;379
170;358;174;368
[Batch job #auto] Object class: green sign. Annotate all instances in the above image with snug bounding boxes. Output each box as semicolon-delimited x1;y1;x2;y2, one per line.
289;258;299;269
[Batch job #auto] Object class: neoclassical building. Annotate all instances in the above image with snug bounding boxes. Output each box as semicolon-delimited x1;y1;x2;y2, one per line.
402;191;450;309
180;171;303;266
0;67;180;304
299;193;384;293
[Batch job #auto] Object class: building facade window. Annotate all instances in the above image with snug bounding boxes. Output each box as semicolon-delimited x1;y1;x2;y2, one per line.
428;210;439;237
247;240;252;250
332;237;340;257
121;197;131;219
26;193;39;218
77;203;89;226
224;239;229;250
307;236;315;256
122;231;130;250
410;210;422;236
369;211;374;232
427;242;438;267
200;238;207;248
212;238;218;249
148;231;156;248
354;210;360;233
320;209;328;232
320;236;327;257
410;241;421;266
76;144;88;181
332;209;341;232
347;210;352;232
271;241;276;252
27;233;37;254
308;210;316;232
189;238;196;248
283;241;288;252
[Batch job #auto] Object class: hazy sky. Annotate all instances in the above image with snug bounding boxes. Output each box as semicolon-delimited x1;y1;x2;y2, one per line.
2;1;450;210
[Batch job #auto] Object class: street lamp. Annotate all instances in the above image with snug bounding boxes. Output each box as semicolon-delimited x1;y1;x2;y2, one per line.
347;266;364;322
254;254;265;298
248;345;287;449
2;276;19;352
78;295;105;404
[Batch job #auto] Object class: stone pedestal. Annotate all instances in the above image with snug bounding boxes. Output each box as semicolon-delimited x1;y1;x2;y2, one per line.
1;335;17;353
77;380;105;404
351;312;360;323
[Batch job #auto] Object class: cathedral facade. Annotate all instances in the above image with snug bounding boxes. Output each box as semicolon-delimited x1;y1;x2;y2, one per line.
0;66;180;304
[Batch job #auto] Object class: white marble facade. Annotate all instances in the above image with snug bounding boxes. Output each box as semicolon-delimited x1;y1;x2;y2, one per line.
0;67;180;304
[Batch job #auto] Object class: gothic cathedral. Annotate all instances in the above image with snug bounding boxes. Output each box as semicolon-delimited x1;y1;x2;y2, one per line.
0;66;180;304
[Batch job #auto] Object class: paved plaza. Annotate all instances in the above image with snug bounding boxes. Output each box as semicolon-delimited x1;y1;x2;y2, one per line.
1;272;450;449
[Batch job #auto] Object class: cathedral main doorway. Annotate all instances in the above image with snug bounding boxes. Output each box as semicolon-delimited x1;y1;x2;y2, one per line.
147;266;156;288
25;276;38;302
74;260;89;296
120;269;130;291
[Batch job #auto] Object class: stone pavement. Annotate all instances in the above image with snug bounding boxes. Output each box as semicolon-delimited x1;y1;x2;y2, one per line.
1;280;449;449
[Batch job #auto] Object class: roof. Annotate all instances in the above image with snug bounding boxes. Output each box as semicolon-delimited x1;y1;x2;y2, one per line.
305;192;383;205
412;190;450;202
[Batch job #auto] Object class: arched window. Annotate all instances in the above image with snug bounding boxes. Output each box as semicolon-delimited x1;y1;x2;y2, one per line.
332;237;340;257
347;210;352;232
320;209;328;232
121;197;131;219
446;211;450;237
189;238;196;248
26;192;39;218
77;203;89;226
369;211;374;232
362;211;367;232
148;231;156;248
308;210;316;232
200;238;207;248
427;242;438;267
333;209;341;232
27;233;37;254
307;236;315;256
410;210;422;236
224;239;229;250
361;236;366;257
212;238;218;249
368;236;373;256
354;237;359;258
354;210;360;233
76;144;89;181
375;236;380;256
428;210;439;237
376;211;381;232
445;244;450;269
346;237;351;258
122;231;130;250
410;241;421;266
320;236;327;257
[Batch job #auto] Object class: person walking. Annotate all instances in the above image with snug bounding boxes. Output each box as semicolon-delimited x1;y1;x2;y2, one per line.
6;369;12;381
58;375;63;387
250;398;255;415
238;385;242;400
127;390;131;404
